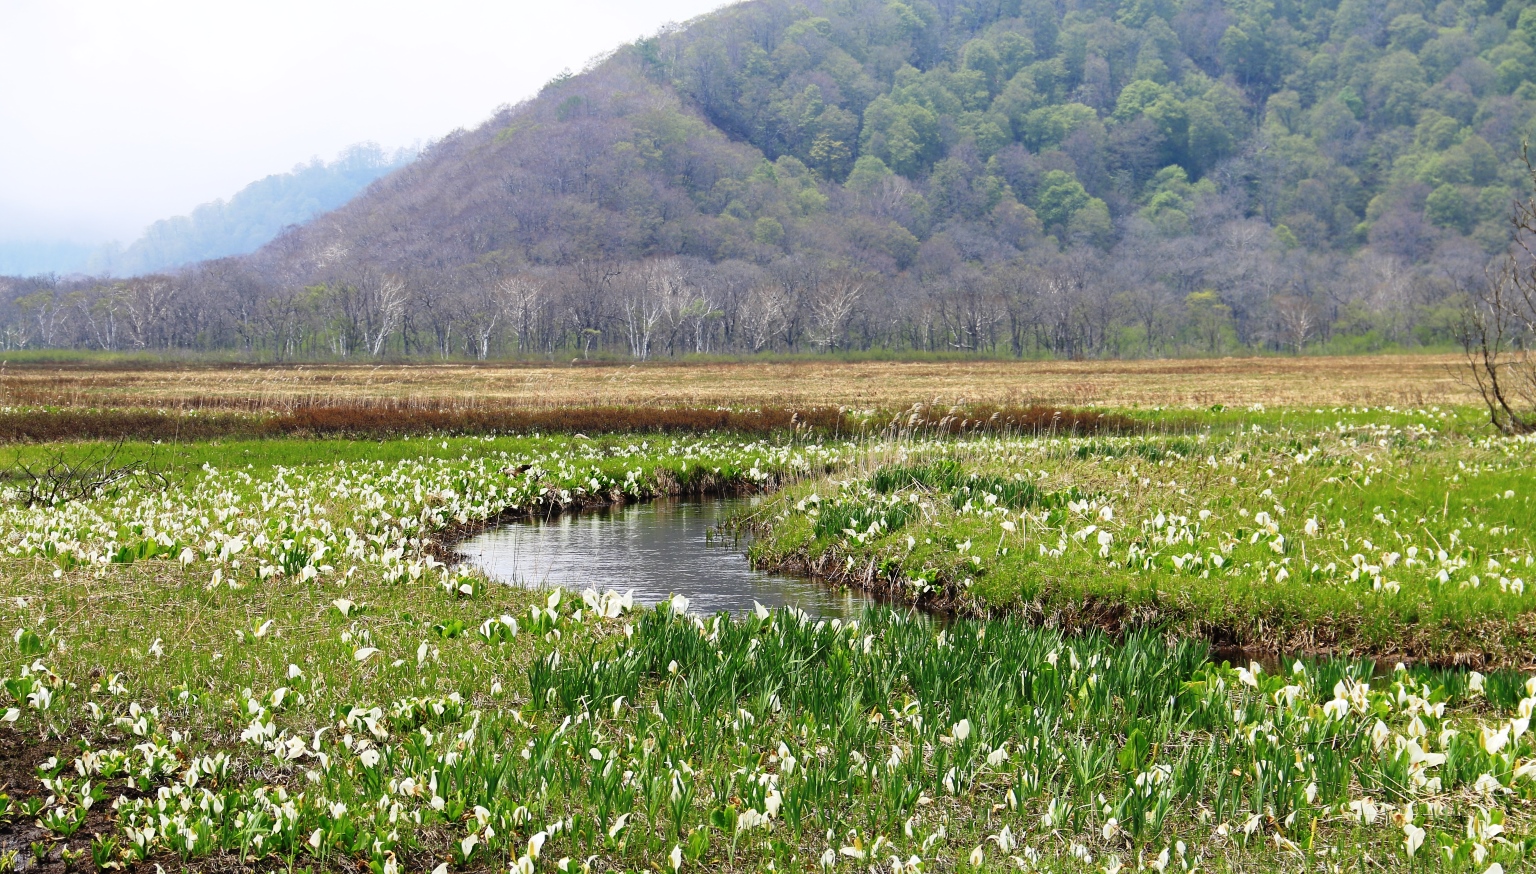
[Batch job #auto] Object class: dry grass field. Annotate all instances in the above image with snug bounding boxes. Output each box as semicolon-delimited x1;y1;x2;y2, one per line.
0;353;1478;411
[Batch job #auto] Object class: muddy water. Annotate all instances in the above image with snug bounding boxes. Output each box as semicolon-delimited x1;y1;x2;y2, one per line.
456;497;876;617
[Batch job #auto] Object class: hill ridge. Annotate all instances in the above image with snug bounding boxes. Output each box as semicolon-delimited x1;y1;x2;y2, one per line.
4;0;1534;359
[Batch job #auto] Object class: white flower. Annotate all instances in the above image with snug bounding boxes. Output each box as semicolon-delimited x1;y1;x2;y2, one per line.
669;593;690;616
1482;725;1510;756
1402;823;1426;858
1236;662;1261;687
353;647;379;661
952;718;971;742
990;825;1015;853
1371;720;1391;748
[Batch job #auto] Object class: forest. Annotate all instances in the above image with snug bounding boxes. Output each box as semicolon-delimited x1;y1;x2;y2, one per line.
2;0;1534;360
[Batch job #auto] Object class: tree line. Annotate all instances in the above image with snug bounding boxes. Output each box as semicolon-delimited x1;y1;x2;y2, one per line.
0;227;1480;359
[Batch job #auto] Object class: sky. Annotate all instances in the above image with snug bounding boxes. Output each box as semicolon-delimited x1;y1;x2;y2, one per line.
0;0;734;244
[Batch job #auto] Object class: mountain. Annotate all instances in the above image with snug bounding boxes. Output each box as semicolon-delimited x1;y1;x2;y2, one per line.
0;144;412;279
110;143;416;276
5;0;1535;359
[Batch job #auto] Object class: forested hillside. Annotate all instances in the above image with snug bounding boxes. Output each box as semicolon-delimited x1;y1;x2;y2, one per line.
4;0;1534;359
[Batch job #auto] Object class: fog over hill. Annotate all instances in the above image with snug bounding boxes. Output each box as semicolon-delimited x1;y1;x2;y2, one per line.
0;144;411;278
5;0;1535;359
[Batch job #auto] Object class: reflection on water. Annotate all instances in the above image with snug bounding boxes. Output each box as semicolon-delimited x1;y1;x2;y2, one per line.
456;497;875;617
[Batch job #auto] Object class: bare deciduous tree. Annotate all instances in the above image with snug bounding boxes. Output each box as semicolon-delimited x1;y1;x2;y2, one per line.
738;283;787;353
496;275;544;355
1461;150;1536;434
362;273;408;356
121;278;179;349
1271;293;1319;354
806;273;865;350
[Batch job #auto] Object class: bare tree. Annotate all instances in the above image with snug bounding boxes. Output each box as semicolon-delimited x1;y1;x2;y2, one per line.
1462;265;1536;433
14;288;66;348
496;275;543;355
806;273;865;350
1271;293;1319;354
738;283;787;352
76;286;123;351
362;273;408;356
620;259;684;360
120;278;179;349
1461;149;1536;434
567;259;621;359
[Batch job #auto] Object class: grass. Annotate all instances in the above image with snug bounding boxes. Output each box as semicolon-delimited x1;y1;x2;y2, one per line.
0;353;1482;412
749;405;1536;666
0;398;1534;872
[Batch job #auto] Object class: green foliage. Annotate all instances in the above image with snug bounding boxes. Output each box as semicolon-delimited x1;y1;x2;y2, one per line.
1184;289;1235;354
1018;102;1099;150
758;407;1536;663
664;0;1536;259
1032;170;1092;231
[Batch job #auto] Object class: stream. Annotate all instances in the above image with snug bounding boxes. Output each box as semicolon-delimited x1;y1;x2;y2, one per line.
456;496;876;617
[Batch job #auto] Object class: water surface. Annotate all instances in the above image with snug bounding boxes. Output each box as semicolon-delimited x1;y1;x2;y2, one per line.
457;497;874;617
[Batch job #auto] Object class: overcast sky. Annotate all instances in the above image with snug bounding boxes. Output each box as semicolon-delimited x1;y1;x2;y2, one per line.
0;0;733;244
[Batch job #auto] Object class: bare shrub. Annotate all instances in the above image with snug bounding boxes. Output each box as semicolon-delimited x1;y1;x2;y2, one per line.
2;439;171;507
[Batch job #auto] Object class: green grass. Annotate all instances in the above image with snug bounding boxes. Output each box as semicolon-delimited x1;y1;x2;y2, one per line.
1;413;1534;873
752;407;1536;665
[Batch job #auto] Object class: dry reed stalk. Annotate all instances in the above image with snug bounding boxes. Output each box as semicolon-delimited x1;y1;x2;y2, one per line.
0;354;1476;413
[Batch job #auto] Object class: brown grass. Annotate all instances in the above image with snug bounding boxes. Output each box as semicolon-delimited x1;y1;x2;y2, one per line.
0;354;1477;413
0;403;1134;443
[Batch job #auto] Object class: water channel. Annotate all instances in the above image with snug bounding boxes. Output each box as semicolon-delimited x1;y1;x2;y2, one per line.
457;498;1462;676
456;496;876;617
